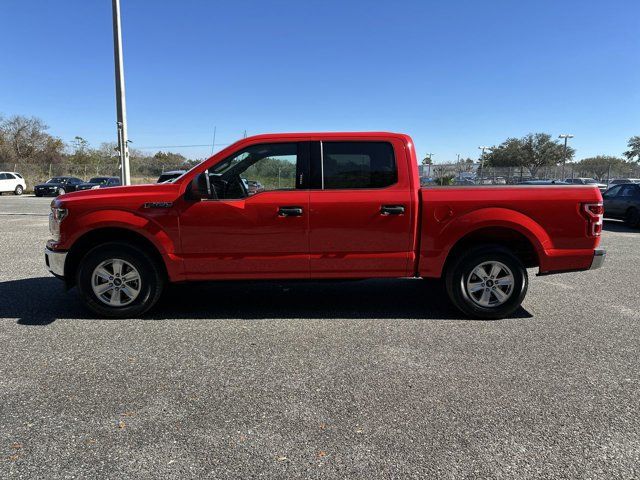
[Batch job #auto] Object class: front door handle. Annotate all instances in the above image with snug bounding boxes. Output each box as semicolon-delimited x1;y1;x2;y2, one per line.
278;206;304;217
380;205;405;216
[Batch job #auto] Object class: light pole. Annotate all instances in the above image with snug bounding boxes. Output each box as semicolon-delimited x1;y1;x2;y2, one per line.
112;0;131;185
478;146;492;183
558;134;574;180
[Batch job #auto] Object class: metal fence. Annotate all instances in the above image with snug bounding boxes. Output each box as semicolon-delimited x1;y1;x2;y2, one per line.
420;163;640;186
0;161;188;191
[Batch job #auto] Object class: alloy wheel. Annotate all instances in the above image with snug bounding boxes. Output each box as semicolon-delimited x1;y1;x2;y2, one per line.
465;261;515;308
91;258;142;307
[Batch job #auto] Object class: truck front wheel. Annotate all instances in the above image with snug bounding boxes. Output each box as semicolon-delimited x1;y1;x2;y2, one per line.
445;246;528;320
76;243;165;318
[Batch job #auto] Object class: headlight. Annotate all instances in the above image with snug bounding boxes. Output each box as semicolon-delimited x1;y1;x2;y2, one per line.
49;201;68;241
52;207;68;222
91;185;101;189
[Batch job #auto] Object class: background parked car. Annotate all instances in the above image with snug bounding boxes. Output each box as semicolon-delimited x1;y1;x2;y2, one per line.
518;180;570;185
34;176;84;196
157;170;186;183
246;180;265;195
76;177;121;191
0;172;26;195
453;178;476;186
564;177;608;191
608;178;640;186
603;183;640;227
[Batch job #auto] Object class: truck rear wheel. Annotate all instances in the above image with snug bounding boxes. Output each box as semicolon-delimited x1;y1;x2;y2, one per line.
76;242;164;318
445;246;528;320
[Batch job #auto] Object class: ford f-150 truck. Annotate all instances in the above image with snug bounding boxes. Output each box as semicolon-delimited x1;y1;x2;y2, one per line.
45;132;605;319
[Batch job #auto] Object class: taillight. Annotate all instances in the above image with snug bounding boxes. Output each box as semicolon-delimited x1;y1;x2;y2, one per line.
582;203;604;237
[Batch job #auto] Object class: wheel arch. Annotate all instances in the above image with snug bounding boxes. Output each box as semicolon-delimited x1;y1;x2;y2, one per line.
64;227;169;287
442;226;540;279
427;207;550;278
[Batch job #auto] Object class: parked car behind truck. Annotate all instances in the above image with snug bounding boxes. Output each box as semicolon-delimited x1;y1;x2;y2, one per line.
34;176;84;196
76;177;121;191
0;172;26;195
45;132;605;320
603;182;640;227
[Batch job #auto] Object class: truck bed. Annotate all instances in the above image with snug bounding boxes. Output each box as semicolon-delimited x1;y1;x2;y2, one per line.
418;185;603;277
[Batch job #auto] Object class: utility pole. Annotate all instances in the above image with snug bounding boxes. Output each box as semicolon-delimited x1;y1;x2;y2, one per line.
210;126;217;155
112;0;131;185
558;134;574;181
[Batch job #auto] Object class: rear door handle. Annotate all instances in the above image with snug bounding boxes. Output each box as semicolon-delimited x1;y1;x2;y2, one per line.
380;205;405;215
278;206;304;217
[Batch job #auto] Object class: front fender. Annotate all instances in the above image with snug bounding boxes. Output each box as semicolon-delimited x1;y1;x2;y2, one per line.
62;209;178;258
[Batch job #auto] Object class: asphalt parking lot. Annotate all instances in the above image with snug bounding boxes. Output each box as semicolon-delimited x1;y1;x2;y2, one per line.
0;195;638;479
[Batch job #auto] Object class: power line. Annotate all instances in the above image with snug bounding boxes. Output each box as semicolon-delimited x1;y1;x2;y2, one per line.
134;143;231;150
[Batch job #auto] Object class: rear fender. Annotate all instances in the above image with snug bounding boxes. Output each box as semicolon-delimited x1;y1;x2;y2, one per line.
421;207;550;277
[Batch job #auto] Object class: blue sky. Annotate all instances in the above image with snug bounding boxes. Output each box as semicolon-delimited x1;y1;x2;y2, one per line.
1;0;638;161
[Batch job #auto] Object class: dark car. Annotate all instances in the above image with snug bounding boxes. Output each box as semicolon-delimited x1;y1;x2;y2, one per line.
34;176;84;197
608;178;640;186
157;170;186;183
76;177;121;191
603;183;640;227
564;177;608;192
518;180;570;185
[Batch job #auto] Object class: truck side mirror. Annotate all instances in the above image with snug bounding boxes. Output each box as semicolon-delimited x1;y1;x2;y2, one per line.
186;171;212;200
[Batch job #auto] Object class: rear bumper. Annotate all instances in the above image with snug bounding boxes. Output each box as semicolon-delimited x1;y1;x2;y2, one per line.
538;247;606;276
590;248;606;270
45;248;67;278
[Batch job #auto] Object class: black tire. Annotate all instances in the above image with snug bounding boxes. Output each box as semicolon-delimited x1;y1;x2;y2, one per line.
35;192;42;197
624;207;640;228
76;242;165;318
57;187;66;196
445;245;528;320
14;185;24;195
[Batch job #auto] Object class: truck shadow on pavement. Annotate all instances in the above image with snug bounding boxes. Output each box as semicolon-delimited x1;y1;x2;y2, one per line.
2;276;533;325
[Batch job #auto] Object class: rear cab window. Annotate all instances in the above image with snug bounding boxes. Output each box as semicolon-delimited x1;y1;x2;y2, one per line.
321;141;397;189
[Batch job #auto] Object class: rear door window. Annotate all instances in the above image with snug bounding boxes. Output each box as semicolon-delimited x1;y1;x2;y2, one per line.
321;142;397;189
620;185;639;197
605;186;622;197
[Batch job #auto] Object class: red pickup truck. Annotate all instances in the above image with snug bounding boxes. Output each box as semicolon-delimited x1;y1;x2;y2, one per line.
45;132;605;319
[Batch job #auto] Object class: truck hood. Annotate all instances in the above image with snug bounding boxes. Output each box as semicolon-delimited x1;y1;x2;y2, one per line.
56;182;183;209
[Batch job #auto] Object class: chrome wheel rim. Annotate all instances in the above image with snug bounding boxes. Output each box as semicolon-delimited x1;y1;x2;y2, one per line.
91;259;141;307
465;261;514;308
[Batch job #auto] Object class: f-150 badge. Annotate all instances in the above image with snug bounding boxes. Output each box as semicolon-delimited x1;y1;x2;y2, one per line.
143;202;173;209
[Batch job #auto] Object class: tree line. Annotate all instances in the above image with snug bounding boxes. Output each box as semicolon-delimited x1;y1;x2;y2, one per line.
482;132;640;179
0;114;200;178
3;113;640;182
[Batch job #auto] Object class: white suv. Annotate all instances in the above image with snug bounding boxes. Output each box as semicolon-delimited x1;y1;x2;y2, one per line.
0;172;27;195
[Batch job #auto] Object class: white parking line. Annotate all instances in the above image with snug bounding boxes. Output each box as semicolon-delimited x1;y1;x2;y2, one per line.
538;278;574;290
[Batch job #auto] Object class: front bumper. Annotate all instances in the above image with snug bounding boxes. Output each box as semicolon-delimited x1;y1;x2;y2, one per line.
590;248;606;270
45;247;67;278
